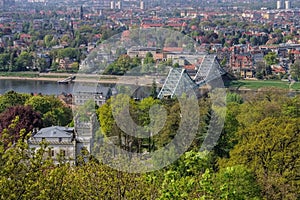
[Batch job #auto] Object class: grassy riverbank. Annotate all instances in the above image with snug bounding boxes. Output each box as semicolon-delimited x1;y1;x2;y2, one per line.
0;72;154;85
1;72;300;90
0;72;40;78
228;80;300;90
0;72;71;82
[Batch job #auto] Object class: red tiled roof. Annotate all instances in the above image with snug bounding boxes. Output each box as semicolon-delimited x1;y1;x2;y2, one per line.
94;34;102;38
191;25;198;30
121;30;130;38
184;64;196;70
290;50;300;54
155;53;164;60
142;23;164;28
163;47;183;52
235;55;251;60
271;65;286;73
166;23;183;27
20;34;31;40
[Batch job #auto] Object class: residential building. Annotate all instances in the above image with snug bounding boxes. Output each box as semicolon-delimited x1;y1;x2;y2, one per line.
230;53;255;78
58;57;74;70
127;46;161;59
28;114;99;165
73;84;112;106
28;126;77;164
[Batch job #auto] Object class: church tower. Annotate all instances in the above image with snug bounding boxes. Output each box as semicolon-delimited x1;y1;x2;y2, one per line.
74;113;99;154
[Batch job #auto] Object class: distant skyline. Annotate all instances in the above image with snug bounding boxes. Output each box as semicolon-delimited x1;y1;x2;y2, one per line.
1;0;300;11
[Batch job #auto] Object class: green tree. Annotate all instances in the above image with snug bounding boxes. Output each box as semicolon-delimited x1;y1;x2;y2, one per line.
57;48;78;60
150;80;158;98
35;56;49;72
25;95;72;127
61;34;71;43
42;107;72;127
250;36;259;46
44;34;53;48
159;151;214;199
290;59;300;81
213;102;240;158
0;91;30;113
9;50;16;71
221;116;300;199
143;52;155;65
226;92;243;104
173;62;180;68
0;53;10;71
220;57;227;68
104;55;138;75
97;98;114;136
15;51;34;71
0;120;70;199
264;52;279;66
214;165;261;200
70;62;79;71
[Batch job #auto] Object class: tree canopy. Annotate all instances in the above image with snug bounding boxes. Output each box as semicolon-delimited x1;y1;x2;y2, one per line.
0;105;43;145
264;51;279;66
25;95;72;127
103;54;140;75
0;90;299;199
0;91;30;113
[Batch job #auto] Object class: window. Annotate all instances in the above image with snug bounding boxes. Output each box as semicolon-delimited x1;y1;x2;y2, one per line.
59;138;62;142
60;150;66;157
49;149;55;157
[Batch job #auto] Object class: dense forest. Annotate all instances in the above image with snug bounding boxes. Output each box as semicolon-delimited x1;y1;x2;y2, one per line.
0;89;299;199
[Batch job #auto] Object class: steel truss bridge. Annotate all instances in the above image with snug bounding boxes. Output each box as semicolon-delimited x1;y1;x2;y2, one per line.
157;54;226;99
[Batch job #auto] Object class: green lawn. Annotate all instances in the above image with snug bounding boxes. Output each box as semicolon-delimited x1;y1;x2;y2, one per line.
228;80;300;90
0;72;39;78
0;72;70;79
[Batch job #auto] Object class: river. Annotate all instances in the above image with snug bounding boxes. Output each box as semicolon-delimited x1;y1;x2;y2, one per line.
0;79;75;95
0;79;146;96
1;79;298;98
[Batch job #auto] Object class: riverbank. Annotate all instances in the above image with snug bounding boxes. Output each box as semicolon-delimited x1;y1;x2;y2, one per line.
0;72;161;86
0;72;69;82
228;80;300;91
0;75;62;82
1;72;300;90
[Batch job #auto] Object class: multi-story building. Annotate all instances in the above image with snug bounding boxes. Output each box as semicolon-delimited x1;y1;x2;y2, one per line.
277;0;284;9
230;48;255;78
0;0;15;8
233;55;254;78
127;47;161;59
73;84;112;106
285;0;291;9
28;126;77;165
28;114;99;165
277;0;291;10
140;1;145;10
